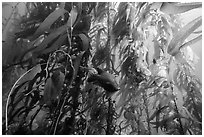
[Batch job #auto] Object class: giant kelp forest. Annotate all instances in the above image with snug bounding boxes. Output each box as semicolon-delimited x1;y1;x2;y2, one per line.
2;2;202;135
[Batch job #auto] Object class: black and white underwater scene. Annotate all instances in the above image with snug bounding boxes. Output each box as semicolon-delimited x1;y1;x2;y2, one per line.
2;2;202;135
